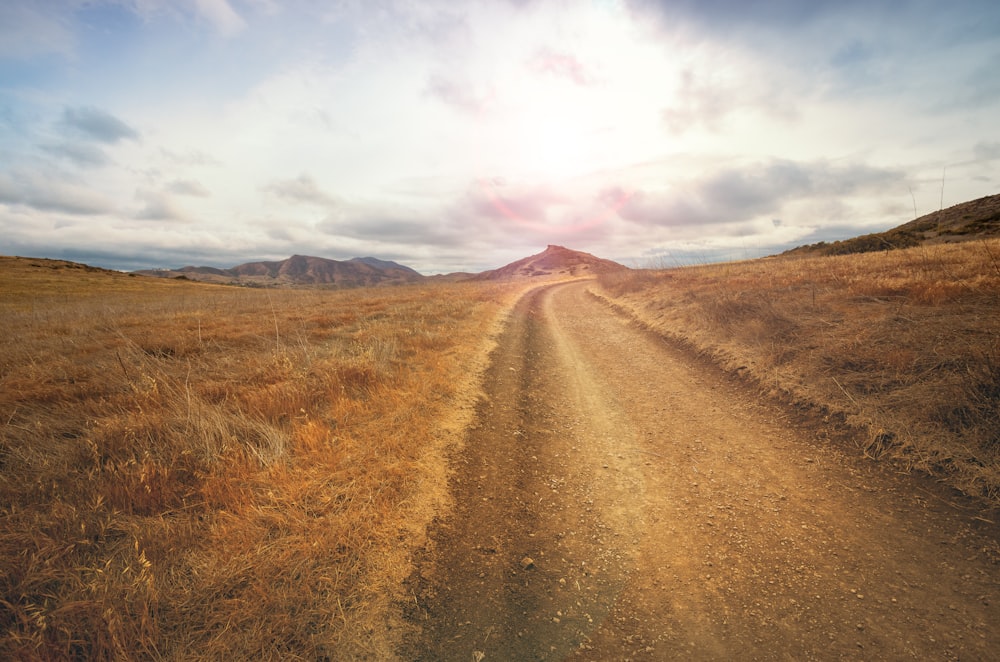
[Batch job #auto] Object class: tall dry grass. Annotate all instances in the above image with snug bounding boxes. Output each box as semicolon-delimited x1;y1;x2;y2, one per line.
0;257;524;659
598;240;1000;503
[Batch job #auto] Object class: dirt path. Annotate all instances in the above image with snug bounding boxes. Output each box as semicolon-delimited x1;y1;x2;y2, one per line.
402;280;999;660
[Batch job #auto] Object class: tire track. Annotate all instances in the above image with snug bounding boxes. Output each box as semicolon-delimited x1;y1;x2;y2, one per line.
403;280;1000;660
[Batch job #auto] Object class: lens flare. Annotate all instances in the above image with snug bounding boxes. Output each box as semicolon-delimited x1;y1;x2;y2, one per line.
478;177;634;235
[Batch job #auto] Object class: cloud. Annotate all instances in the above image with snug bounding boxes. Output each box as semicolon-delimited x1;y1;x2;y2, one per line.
529;49;594;85
829;38;876;70
661;69;735;134
324;216;464;247
619;158;905;228
263;174;338;207
265;225;294;242
0;171;113;215
631;0;875;32
425;74;493;114
316;200;471;249
447;179;632;250
61;106;139;144
134;189;190;222
0;2;73;59
469;181;568;223
960;52;1000;106
167;179;211;196
41;141;110;167
973;141;1000;161
2;0;997;274
159;147;222;166
194;0;247;37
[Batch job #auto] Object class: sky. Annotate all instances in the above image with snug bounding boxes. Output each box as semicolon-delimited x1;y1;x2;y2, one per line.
1;0;999;274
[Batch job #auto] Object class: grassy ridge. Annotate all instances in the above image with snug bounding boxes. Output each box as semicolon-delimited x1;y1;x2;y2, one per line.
0;257;524;659
597;240;1000;504
785;193;1000;257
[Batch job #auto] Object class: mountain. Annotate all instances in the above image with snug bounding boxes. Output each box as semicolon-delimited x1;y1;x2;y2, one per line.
784;193;1000;257
136;254;425;288
473;245;628;280
134;246;627;287
347;256;421;276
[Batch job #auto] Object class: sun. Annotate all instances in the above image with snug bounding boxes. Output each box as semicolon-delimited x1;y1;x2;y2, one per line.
478;72;601;182
471;72;639;233
517;109;589;180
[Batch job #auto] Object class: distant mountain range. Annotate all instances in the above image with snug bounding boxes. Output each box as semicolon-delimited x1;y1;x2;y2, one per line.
13;192;1000;290
124;194;1000;288
134;245;627;288
135;254;425;288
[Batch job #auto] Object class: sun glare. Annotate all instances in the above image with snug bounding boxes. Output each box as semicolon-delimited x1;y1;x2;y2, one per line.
521;115;584;178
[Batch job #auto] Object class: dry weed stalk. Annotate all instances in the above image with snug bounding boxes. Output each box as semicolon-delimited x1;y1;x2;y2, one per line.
598;239;1000;503
0;257;524;659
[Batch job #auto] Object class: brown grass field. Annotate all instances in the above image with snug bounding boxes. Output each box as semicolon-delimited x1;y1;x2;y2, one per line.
0;256;529;659
598;239;1000;505
3;239;999;658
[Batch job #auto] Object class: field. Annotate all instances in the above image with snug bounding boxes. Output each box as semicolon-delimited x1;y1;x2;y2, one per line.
0;257;528;659
3;239;999;658
597;239;1000;504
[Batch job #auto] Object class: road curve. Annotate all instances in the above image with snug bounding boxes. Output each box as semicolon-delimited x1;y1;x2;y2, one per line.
402;280;999;660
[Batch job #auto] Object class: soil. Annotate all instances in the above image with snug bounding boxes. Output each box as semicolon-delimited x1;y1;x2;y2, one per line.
401;280;999;660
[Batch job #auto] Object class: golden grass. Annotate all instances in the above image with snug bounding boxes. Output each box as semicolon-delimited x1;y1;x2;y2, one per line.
0;256;527;659
598;240;1000;503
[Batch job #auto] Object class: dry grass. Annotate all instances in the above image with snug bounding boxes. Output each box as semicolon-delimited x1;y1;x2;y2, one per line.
0;256;527;660
598;240;1000;504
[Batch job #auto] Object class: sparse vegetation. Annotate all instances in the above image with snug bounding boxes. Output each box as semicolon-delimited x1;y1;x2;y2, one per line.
0;257;527;659
598;240;1000;503
785;193;1000;257
5;233;999;658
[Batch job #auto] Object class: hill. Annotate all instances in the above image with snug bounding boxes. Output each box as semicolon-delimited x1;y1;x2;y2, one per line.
598;237;1000;506
784;193;1000;257
473;245;628;280
136;254;424;287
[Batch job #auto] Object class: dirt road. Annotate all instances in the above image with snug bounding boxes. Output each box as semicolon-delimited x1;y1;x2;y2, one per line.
402;280;999;660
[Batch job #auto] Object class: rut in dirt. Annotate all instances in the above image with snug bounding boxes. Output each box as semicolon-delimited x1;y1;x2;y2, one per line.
401;280;999;661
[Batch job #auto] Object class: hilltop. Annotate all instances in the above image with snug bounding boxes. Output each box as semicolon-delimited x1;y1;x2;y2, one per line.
785;193;1000;257
473;245;628;280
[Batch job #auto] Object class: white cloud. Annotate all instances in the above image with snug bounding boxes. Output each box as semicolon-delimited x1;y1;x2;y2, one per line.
263;174;338;207
193;0;247;37
619;158;905;229
167;179;211;196
159;148;222;167
134;189;190;222
424;74;493;115
0;171;114;216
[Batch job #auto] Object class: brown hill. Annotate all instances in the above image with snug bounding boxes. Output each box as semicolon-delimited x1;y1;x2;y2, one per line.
474;245;628;280
785;193;1000;257
136;254;424;288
